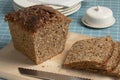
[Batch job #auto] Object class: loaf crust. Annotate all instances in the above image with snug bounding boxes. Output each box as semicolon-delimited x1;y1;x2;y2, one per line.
5;5;71;33
5;5;71;64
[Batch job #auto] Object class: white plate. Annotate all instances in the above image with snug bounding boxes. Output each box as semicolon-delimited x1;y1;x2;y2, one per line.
82;16;116;28
58;3;81;12
13;0;24;9
14;4;81;16
13;2;81;16
60;3;81;14
13;0;82;10
13;2;23;11
13;1;63;10
13;0;37;8
28;0;65;9
64;5;81;16
13;1;81;16
13;0;65;9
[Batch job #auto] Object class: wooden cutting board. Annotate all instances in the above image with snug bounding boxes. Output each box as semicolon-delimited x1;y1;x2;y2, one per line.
0;32;115;80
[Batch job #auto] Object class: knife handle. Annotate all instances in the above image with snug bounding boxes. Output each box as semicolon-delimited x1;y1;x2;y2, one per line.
0;77;7;80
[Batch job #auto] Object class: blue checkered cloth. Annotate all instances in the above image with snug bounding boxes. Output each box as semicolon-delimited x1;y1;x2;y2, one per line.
0;0;120;49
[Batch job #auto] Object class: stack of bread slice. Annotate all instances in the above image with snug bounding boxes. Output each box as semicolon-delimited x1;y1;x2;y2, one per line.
63;36;120;77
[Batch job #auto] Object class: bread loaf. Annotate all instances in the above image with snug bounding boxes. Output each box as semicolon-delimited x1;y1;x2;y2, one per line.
63;36;114;70
5;5;71;64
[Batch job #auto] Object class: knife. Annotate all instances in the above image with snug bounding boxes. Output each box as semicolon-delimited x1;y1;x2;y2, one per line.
0;78;7;80
0;71;28;80
18;67;91;80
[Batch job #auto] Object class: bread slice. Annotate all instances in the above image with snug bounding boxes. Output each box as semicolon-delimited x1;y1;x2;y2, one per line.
109;42;120;77
104;42;120;72
111;62;120;77
5;5;71;64
63;36;114;70
86;42;120;74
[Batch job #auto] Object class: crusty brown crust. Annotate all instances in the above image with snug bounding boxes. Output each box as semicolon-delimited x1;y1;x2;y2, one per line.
5;5;71;33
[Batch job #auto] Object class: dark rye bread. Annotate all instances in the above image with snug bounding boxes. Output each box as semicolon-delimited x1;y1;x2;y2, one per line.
63;36;114;70
5;5;71;64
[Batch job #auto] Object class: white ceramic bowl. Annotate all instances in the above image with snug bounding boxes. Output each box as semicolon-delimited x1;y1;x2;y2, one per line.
82;6;115;28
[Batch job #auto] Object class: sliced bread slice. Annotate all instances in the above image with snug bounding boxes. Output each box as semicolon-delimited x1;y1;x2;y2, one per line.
109;42;120;77
86;42;120;74
63;36;114;70
111;63;120;77
104;42;120;72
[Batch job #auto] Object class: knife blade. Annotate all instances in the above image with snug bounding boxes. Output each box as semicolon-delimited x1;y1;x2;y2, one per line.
18;67;91;80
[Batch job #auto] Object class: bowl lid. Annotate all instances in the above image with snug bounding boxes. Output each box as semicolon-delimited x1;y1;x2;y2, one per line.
82;16;115;28
86;6;113;19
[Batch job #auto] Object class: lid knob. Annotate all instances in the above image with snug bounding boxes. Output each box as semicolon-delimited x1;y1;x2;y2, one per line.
95;6;100;11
